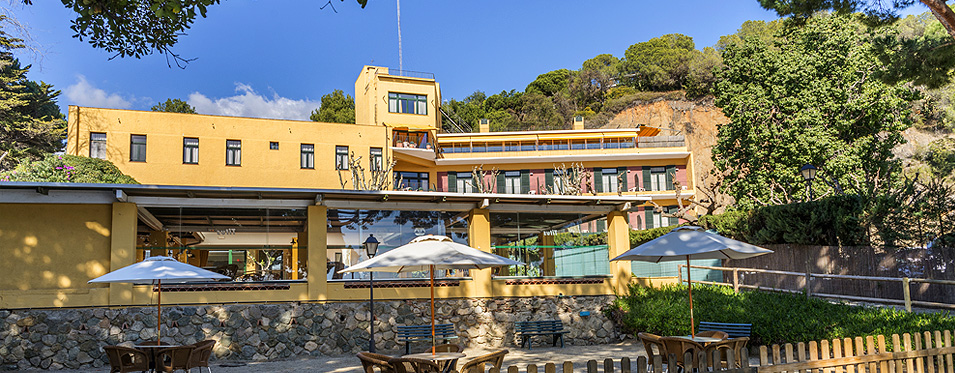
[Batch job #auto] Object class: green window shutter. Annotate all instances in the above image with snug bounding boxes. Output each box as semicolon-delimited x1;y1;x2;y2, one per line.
642;167;651;191
645;207;654;229
618;167;628;191
596;219;606;232
666;165;676;190
593;168;603;193
521;170;530;194
447;172;457;193
497;172;505;193
668;206;679;226
545;169;554;194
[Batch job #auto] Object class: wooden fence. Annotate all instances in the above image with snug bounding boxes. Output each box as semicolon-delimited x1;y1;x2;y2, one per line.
483;330;953;373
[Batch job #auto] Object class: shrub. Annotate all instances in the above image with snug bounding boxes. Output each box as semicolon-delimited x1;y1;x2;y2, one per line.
608;284;955;347
1;154;138;184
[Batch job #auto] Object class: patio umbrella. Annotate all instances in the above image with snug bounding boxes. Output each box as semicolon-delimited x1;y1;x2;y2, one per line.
610;226;773;335
341;234;522;353
89;256;230;345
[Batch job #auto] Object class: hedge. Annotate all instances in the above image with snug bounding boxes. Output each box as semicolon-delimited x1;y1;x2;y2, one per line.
1;154;139;184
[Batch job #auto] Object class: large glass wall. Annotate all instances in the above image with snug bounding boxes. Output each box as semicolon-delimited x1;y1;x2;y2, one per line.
327;209;469;280
490;211;610;277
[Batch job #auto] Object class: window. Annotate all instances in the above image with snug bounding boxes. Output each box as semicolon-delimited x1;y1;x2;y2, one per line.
226;140;241;166
335;146;349;170
90;132;107;159
456;172;473;193
301;144;314;169
601;168;619;193
270;142;279;150
183;137;199;164
388;92;428;115
395;172;429;190
503;171;521;194
553;169;566;194
130;135;146;162
370;148;383;171
650;167;667;191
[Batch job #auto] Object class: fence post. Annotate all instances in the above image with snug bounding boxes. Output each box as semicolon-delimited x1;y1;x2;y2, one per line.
805;261;813;299
679;264;684;286
733;268;740;293
902;277;912;312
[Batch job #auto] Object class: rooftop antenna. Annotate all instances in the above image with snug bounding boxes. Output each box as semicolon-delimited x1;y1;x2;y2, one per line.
396;0;403;73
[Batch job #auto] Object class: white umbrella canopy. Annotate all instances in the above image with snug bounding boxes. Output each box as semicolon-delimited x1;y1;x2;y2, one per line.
341;234;521;354
89;256;229;345
610;226;773;335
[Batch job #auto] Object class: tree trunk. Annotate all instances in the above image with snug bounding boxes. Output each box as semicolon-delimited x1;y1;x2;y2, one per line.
922;0;955;40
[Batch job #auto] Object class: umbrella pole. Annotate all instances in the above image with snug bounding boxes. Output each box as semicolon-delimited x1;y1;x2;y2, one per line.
157;279;162;346
686;256;695;336
430;264;435;355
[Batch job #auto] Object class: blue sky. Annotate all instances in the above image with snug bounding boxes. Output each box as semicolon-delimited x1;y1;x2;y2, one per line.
9;1;927;120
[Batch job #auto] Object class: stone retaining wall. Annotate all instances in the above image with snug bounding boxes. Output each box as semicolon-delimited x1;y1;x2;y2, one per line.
0;295;620;370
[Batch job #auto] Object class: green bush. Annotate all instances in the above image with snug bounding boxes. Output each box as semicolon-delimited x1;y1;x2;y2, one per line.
1;154;138;184
608;284;955;347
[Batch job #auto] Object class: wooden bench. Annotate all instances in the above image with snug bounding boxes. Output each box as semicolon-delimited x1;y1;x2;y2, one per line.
698;321;752;338
515;320;567;349
396;324;458;355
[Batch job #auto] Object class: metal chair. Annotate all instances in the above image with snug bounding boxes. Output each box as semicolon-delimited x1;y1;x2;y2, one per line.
104;346;150;373
459;350;508;373
156;345;194;373
357;352;397;373
388;357;442;373
186;340;216;373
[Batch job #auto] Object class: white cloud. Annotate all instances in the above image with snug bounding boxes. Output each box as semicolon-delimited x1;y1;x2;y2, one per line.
188;83;319;120
64;75;132;109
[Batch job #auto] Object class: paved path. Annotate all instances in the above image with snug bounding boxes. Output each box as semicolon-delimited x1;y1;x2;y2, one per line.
54;340;647;372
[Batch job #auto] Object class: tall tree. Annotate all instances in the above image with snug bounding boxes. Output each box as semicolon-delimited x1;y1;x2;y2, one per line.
151;98;197;113
0;18;66;171
758;0;955;40
620;34;699;91
713;14;914;207
309;89;355;124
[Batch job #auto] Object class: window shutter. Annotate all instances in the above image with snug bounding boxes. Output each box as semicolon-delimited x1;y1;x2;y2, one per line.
545;169;554;194
497;173;505;194
645;207;654;229
642;167;651;191
521;170;530;194
668;206;680;226
447;172;456;193
593;168;603;193
618;167;628;191
666;165;676;190
596;219;606;232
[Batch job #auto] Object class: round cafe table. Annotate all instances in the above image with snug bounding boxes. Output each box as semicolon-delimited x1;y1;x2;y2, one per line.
403;352;466;373
672;335;723;345
133;344;178;372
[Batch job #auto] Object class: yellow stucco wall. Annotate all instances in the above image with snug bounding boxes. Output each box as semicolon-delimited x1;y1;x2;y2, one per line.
66;106;389;188
354;66;441;129
0;204;112;308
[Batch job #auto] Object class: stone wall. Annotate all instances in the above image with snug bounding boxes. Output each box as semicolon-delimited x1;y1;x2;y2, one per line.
0;295;620;370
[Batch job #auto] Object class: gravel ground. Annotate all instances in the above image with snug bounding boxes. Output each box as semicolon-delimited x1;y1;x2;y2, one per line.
49;340;648;372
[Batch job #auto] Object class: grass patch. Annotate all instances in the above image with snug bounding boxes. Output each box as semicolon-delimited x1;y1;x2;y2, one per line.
608;284;955;347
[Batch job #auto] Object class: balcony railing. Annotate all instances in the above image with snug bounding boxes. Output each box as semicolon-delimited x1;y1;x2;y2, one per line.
379;69;435;80
440;135;685;154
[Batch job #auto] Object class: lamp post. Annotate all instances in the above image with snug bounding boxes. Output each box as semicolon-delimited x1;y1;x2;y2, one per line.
363;234;380;352
800;164;818;201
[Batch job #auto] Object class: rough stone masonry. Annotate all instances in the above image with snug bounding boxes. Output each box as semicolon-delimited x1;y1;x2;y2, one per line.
0;295;621;370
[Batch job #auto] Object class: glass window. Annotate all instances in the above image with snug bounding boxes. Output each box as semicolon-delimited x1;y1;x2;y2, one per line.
335;146;349;170
130;135;146;162
387;92;428;115
226;140;241;166
491;211;609;278
301;144;314;169
486;142;503;152
556;140;569;150
571;140;585;150
586;140;601;150
650;167;666;191
601;168;619;193
395;172;429;190
270;142;279;150
521;142;536;151
90;132;107;159
505;142;520;152
183;137;199;164
370;147;383;171
456;172;473;193
504;171;521;194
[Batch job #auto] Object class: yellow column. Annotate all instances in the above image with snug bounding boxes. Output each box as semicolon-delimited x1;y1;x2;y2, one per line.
148;231;168;257
307;205;328;301
110;202;138;306
607;210;632;294
538;233;556;276
288;239;299;280
468;208;492;298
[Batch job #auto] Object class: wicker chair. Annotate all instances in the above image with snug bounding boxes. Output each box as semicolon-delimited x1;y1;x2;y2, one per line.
660;336;705;369
388;357;442;373
186;340;216;373
637;332;668;363
695;330;730;340
104;346;150;373
459;350;508;373
357;352;397;373
433;344;463;371
702;337;750;368
156;345;194;373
